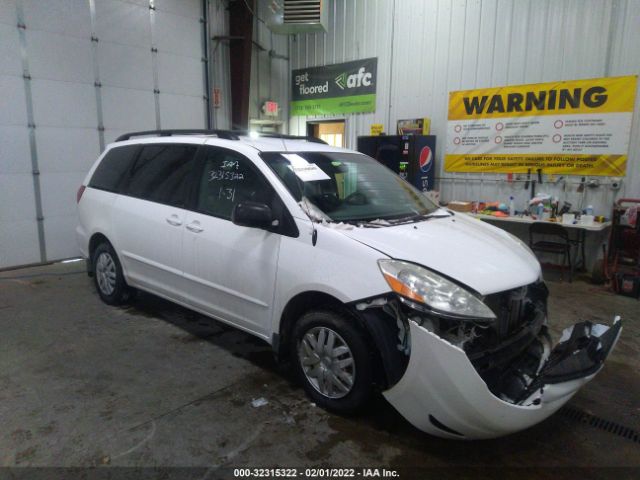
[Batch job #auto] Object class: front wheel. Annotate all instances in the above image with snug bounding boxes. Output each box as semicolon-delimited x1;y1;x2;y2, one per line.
92;242;134;305
293;310;373;413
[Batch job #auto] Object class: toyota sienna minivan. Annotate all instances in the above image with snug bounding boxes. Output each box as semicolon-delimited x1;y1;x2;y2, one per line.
76;130;621;439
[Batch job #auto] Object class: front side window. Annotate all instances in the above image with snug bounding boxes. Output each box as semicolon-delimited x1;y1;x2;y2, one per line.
196;147;274;220
261;151;439;223
126;144;198;207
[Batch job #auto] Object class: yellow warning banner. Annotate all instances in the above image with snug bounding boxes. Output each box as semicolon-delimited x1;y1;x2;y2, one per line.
445;154;627;177
445;76;637;176
448;76;637;120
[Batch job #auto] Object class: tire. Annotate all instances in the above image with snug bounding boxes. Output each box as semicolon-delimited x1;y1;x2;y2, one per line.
292;310;373;413
92;242;133;305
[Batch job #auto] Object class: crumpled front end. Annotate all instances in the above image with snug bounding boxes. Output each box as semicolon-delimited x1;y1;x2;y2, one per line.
383;317;621;439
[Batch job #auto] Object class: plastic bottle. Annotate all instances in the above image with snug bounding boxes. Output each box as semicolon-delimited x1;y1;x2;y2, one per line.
509;196;515;216
586;205;594;215
536;202;544;218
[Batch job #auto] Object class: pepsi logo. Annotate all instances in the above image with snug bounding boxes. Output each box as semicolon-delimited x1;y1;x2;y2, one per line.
419;147;433;173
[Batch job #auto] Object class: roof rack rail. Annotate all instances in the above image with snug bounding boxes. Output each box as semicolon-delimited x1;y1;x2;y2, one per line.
232;131;328;145
258;133;328;145
115;129;241;142
114;129;329;145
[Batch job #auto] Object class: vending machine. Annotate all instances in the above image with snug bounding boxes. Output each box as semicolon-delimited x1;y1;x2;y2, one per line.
356;135;436;192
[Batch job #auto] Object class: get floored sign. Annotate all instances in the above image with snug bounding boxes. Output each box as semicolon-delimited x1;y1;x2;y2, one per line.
291;58;377;116
445;76;638;176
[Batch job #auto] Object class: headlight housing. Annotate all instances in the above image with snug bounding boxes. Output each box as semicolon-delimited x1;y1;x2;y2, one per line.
378;259;496;320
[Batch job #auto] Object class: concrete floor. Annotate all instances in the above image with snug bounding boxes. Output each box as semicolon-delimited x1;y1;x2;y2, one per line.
1;261;639;478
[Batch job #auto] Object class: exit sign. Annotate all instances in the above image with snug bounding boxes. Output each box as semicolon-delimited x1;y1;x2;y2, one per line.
262;101;279;116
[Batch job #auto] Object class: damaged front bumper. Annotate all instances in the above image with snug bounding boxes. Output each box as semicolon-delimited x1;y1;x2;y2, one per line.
382;317;622;439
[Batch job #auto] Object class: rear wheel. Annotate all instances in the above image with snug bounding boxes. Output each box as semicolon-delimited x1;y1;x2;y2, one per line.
92;242;133;305
293;310;373;413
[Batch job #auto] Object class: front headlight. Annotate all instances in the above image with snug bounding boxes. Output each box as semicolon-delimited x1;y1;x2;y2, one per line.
378;259;496;320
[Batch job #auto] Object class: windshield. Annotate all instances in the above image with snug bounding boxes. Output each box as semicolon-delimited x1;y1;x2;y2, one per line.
261;151;439;223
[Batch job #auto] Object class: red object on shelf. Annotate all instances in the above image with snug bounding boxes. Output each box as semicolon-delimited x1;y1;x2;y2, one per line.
606;198;640;298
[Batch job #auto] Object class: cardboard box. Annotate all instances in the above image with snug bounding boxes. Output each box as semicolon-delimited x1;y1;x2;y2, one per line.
397;117;431;135
447;201;474;212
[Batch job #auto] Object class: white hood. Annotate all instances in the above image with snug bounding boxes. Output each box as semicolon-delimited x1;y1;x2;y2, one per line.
337;212;541;295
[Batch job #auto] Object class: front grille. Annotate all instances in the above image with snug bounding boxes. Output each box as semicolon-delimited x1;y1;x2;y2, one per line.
484;281;548;340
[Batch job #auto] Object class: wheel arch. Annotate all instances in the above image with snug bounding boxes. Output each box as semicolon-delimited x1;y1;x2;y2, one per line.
275;290;387;388
87;232;112;275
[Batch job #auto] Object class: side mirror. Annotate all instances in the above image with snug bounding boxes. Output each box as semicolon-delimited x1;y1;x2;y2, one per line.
231;201;274;230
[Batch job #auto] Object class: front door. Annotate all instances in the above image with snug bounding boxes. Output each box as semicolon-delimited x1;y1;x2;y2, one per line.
181;146;282;337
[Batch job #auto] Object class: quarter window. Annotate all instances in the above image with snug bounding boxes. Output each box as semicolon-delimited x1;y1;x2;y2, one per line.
196;147;274;220
126;144;198;207
89;145;139;193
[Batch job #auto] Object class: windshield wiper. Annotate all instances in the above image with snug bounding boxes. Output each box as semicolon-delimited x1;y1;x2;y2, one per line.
386;211;451;225
354;211;450;228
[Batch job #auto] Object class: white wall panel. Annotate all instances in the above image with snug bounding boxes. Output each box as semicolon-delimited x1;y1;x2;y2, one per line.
0;220;40;268
0;126;30;174
0;23;22;75
0;174;37;222
155;10;201;58
157;52;202;96
0;1;16;25
27;30;94;84
98;43;154;91
21;0;92;38
95;0;151;48
40;172;86;218
286;0;640;215
0;173;40;265
155;0;201;19
0;74;27;126
30;80;97;128
101;86;156;130
160;93;205;129
35;128;100;174
43;215;82;261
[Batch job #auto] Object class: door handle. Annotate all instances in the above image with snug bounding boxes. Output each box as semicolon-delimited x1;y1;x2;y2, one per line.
186;221;204;233
166;215;182;226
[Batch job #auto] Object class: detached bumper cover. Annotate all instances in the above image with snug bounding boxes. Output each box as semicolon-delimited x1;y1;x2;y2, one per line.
383;317;622;439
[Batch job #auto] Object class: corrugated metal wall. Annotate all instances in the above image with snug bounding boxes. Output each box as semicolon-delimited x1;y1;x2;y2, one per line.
248;0;290;130
286;0;640;215
1;0;208;269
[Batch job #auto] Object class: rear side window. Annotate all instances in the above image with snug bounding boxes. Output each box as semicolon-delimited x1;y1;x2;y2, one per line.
126;144;198;207
89;145;139;193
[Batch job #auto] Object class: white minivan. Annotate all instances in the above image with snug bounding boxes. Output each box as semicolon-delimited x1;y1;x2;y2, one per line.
76;130;621;439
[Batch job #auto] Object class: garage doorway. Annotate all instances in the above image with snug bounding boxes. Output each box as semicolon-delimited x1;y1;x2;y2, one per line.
307;120;346;147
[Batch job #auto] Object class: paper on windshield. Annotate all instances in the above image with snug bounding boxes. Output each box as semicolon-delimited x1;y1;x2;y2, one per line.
283;154;331;182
